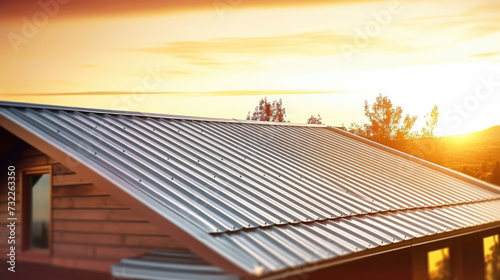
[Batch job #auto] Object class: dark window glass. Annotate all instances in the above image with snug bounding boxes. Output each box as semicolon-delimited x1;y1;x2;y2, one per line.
28;173;50;249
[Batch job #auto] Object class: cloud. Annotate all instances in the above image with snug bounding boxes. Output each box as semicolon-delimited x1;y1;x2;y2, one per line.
80;64;98;68
5;89;342;96
137;32;352;58
0;0;382;19
469;51;500;58
52;80;80;85
394;3;500;42
128;31;415;68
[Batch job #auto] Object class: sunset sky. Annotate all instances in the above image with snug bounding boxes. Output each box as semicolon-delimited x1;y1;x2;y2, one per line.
1;0;500;135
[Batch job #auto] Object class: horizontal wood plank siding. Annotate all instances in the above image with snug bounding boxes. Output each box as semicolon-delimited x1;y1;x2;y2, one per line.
0;145;184;273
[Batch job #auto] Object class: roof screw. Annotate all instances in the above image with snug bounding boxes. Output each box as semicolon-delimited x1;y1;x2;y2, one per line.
139;179;142;182
57;129;60;133
94;152;97;155
123;150;125;153
123;127;125;129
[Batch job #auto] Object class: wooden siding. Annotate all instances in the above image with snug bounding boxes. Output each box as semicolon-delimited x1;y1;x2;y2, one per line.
0;145;185;273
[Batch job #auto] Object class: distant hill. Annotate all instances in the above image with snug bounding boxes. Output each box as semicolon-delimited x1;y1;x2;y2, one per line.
440;126;500;166
422;126;500;182
443;125;500;145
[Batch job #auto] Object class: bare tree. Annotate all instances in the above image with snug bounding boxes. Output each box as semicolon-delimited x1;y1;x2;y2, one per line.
307;114;323;125
246;97;288;122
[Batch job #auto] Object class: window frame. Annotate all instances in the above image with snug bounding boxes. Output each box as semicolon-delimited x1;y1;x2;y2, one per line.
411;238;461;280
427;246;451;280
483;233;500;280
21;165;53;258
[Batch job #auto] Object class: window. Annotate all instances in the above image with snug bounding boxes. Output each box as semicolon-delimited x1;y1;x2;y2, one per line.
427;247;450;280
23;169;51;252
483;234;500;280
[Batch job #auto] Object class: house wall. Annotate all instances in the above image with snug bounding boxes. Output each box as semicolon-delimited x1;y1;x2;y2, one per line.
0;144;185;273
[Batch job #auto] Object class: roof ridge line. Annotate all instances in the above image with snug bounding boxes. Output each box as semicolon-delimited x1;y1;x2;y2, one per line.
0;100;327;127
211;197;500;235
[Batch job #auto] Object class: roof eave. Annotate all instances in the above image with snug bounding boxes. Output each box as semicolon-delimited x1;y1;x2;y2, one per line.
259;220;500;280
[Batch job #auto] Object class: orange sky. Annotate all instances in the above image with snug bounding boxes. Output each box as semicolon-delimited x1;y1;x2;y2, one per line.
1;0;500;135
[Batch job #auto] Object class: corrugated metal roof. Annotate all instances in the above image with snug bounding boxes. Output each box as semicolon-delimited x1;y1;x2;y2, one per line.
1;101;500;279
215;199;500;273
111;200;500;279
112;250;240;280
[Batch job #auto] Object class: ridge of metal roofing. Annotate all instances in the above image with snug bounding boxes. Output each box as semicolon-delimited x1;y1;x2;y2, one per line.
2;101;500;279
0;100;327;127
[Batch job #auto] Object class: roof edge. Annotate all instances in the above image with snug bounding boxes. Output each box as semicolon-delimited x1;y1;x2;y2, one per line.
260;221;500;280
327;126;500;194
0;100;327;127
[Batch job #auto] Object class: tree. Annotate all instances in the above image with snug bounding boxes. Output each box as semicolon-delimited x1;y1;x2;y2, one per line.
307;114;323;125
413;104;444;164
460;165;481;178
421;104;439;138
490;161;500;186
246;97;288;122
345;94;418;147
